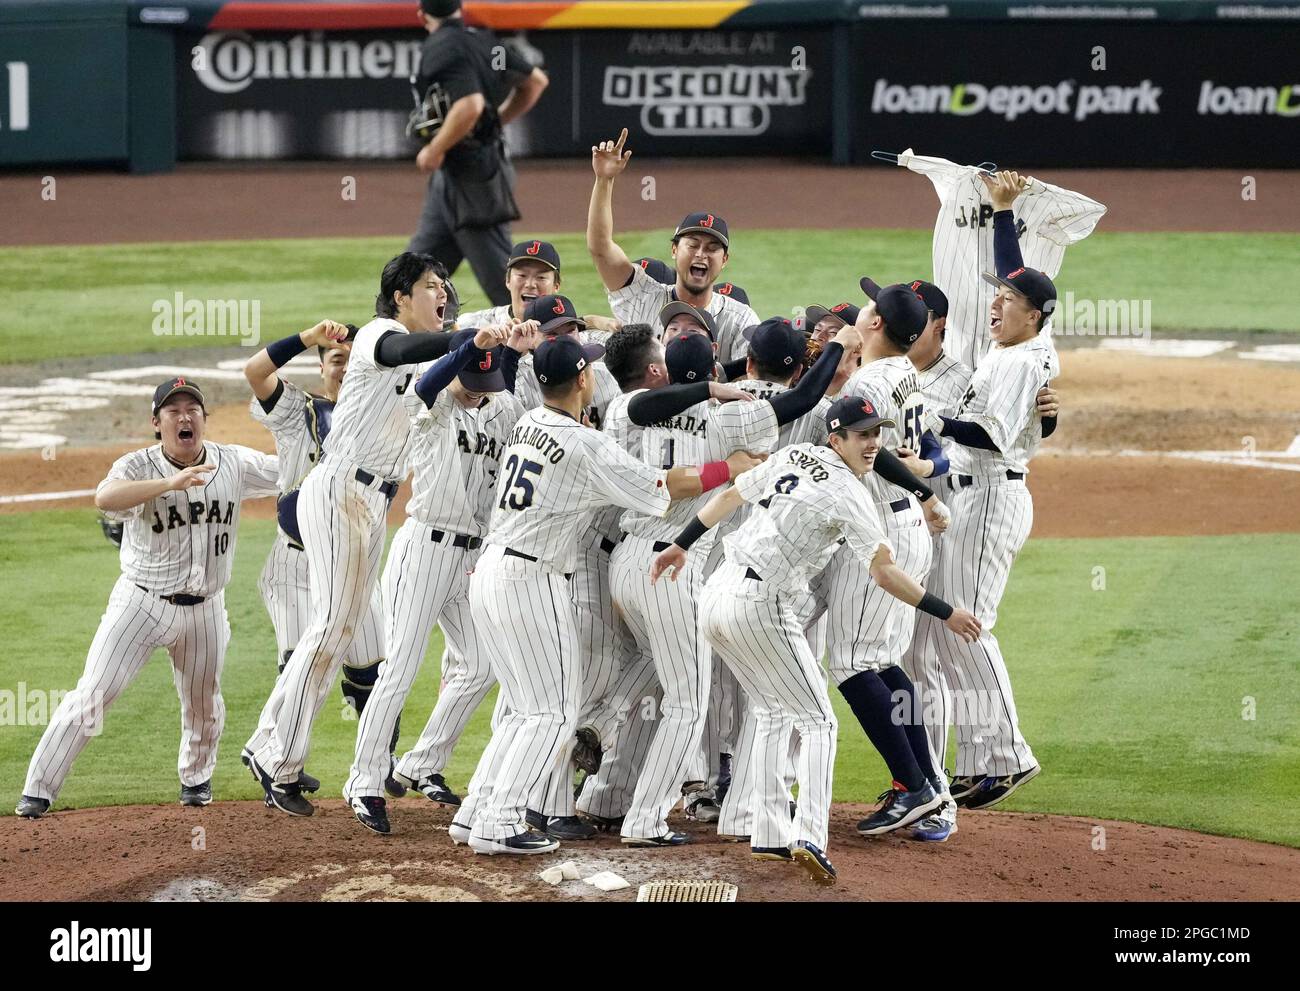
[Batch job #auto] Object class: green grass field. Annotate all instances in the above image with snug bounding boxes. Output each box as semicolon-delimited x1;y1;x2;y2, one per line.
3;229;1300;364
2;510;1296;847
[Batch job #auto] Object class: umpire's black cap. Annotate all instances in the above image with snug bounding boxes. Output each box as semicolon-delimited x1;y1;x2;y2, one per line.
152;377;206;415
448;329;507;393
674;212;729;250
524;294;586;335
635;257;675;284
508;239;561;273
982;266;1058;316
743;317;805;371
825;395;895;434
665;333;716;385
419;0;461;16
534;336;604;387
860;277;929;351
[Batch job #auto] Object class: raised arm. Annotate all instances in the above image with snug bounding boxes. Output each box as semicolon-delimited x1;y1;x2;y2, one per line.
768;323;859;425
980;170;1029;277
414;326;508;408
587;128;637;291
95;464;214;513
374;330;456;368
244;321;349;404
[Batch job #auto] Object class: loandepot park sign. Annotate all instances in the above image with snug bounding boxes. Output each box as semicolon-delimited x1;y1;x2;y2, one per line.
870;79;1162;121
193;32;422;94
603;65;812;136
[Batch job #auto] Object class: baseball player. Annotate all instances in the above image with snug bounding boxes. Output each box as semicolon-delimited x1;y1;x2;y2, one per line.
511;294;622;428
895;148;1105;370
455;238;561;330
248;252;454;817
609;313;858;847
816;280;969;837
920;173;1060;810
16;378;280;818
650;397;980;881
450;336;760;854
343;324;525;834
587;129;759;363
240;321;395;799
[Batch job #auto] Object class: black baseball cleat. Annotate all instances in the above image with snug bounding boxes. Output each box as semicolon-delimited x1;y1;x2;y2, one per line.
577;811;624;833
949;774;987;807
179;781;212;807
621;832;689;847
249;753;314;817
469;831;560;856
716;752;734;804
396;771;460;807
573;727;603;775
243;747;318;794
348;793;391;835
963;765;1041;810
525;808;548;832
686;795;721;823
15;795;50;819
857;781;943;836
751;846;793;862
544;815;598;840
384;756;407;799
792;841;837;884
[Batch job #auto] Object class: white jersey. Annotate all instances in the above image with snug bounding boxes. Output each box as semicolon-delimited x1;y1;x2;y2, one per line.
948;336;1055;477
248;379;328;496
900;148;1106;371
734;379;831;449
587;389;644;543
514;352;623;430
622;396;778;555
722;443;894;596
323;317;430;479
98;442;280;596
405;388;526;536
456;304;514;330
842;355;926;508
485;406;672;573
606;265;759;364
915;351;974;419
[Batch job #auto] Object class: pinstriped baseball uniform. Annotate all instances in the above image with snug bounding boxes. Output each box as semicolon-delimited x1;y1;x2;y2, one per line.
703;443;894;852
901;149;1105;371
611;396;778;841
821;356;932;685
458;406;672;842
250;317;429;786
932;336;1053;779
606;265;759;364
901;350;975;781
455;304;513;329
23;442;280;803
244;381;385;765
346;384;525;800
515;352;622;430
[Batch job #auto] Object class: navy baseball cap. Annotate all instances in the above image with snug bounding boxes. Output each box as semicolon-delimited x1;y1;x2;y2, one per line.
508;239;561;273
982;266;1058;316
860;277;929;351
524;294;586;335
908;280;948;319
825;395;895;433
714;282;750;306
665;333;716;385
419;0;460;17
533;336;604;387
635;257;675;284
804;302;861;332
659;300;717;341
674;212;729;250
448;329;507;393
743;317;805;371
152;377;205;415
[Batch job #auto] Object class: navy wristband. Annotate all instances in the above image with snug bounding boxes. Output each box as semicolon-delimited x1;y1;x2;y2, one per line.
674;515;710;551
917;592;954;621
266;333;310;368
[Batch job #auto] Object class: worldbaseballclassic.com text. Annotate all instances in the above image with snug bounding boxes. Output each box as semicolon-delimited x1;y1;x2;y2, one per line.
151;291;261;347
49;923;151;972
0;683;103;737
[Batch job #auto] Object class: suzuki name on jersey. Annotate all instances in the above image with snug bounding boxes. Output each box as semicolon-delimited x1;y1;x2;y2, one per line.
150;498;235;532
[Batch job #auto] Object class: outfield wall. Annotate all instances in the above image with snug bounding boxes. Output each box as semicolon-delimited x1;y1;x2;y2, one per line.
1;0;1297;170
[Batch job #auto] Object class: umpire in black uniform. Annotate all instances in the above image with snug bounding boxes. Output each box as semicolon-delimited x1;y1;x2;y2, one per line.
408;0;548;307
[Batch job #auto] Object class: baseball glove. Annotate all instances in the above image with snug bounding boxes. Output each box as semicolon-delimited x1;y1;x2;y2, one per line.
98;515;124;548
804;337;825;367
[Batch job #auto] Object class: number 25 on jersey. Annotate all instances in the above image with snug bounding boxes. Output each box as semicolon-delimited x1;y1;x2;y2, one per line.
499;455;542;510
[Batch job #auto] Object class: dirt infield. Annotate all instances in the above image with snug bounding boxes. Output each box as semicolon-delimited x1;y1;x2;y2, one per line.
4;162;1299;246
3;799;1296;902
